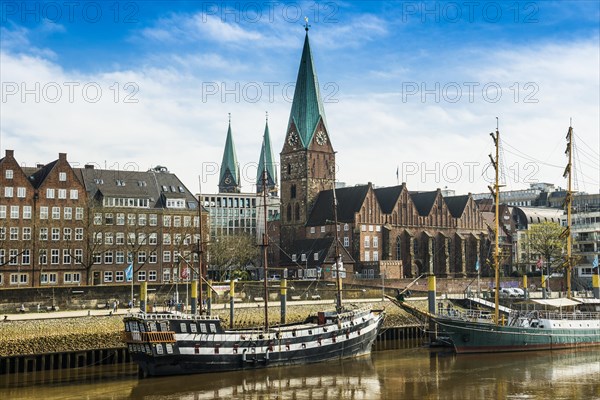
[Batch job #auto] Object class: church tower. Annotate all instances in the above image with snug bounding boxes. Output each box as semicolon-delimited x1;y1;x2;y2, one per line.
280;24;335;245
256;114;278;196
218;114;241;193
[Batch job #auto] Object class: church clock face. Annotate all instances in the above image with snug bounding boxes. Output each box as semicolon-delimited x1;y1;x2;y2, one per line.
224;176;232;184
315;130;327;145
288;131;299;146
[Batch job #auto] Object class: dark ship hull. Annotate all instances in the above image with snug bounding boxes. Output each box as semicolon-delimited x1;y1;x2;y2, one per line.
124;308;384;377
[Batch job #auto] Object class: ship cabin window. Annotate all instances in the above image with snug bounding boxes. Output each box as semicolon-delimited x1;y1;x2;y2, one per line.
210;323;217;333
190;323;198;333
200;324;207;333
180;323;187;333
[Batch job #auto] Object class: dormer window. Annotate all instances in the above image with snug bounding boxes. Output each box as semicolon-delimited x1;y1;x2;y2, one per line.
116;180;126;186
138;181;147;187
94;178;104;184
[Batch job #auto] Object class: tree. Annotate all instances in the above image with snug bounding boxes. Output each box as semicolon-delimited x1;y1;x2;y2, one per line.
526;221;566;271
208;234;259;281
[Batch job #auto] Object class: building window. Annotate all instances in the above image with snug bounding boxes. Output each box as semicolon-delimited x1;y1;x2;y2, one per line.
104;251;113;264
9;227;18;240
314;252;319;261
138;271;146;281
17;187;26;198
163;216;171;227
115;271;124;282
63;249;71;264
149;252;157;264
310;227;315;234
5;169;13;179
63;207;72;220
9;249;18;265
75;228;83;241
174;216;181;227
320;226;325;233
70;189;78;200
58;189;67;199
364;251;370;262
59;172;67;181
104;213;114;225
51;249;60;264
40;206;48;219
291;254;297;262
0;205;6;218
74;249;82;264
116;213;125;225
396;236;401;260
46;188;55;199
163;268;171;282
149;214;158;226
148;270;157;281
75;207;84;220
344;237;349;247
104;271;113;283
128;213;136;226
291;184;296;199
373;237;379;248
344;223;349;231
163;251;171;263
138;214;147;226
301;253;306;262
116;251;125;264
138;251;146;263
4;187;13;198
10;206;19;219
39;249;47;265
373;251;379;262
105;232;113;245
22;249;30;265
364;236;370;248
116;233;124;244
51;228;60;241
93;253;101;264
52;207;60;219
286;204;292;222
361;225;366;232
40;228;48;241
295;204;300;221
149;233;157;245
23;227;31;240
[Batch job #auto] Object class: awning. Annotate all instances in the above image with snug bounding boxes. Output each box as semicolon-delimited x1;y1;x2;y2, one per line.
530;298;580;307
573;298;600;305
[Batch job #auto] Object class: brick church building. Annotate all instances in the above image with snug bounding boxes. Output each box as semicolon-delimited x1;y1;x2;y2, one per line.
277;26;490;280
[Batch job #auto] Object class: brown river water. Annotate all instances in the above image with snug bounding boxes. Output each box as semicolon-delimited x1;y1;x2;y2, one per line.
1;341;599;399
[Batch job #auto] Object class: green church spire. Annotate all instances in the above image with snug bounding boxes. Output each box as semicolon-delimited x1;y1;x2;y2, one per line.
287;26;328;148
257;112;278;196
219;114;241;193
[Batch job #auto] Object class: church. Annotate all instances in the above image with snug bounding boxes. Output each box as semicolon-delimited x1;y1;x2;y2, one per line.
276;25;490;280
209;24;491;281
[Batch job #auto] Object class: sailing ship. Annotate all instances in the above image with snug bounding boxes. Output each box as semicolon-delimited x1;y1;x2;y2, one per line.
123;155;384;377
391;122;600;353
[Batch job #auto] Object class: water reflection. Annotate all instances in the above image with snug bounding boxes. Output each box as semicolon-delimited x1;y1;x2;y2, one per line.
1;342;599;400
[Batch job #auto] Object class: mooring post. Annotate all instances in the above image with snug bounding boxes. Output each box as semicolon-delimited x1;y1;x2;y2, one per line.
191;281;198;314
229;279;235;329
140;281;147;313
428;275;437;342
207;279;213;315
523;275;528;300
280;270;287;324
593;273;599;299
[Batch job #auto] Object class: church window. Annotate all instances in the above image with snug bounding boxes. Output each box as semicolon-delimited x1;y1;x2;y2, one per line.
287;204;292;222
287;164;291;175
291;184;296;199
396;236;401;260
413;238;419;255
295;204;300;221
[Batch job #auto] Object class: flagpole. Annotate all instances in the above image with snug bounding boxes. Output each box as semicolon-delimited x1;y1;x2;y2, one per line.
130;261;134;310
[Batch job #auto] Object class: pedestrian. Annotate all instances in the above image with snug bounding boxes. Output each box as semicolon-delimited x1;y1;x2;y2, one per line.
113;300;117;313
116;299;119;311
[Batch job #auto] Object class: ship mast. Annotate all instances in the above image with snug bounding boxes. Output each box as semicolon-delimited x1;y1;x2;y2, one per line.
488;119;501;325
197;178;205;315
332;178;343;312
564;123;574;299
261;118;270;330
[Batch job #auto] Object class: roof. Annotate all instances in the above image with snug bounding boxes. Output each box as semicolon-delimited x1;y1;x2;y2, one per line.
29;160;58;188
444;195;470;218
306;185;369;226
287;31;328;148
256;119;278;193
281;237;334;266
410;191;438;216
530;298;580;307
219;119;240;189
373;185;404;214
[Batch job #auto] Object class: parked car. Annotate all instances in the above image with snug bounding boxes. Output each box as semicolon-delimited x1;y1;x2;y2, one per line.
512;288;525;297
499;288;519;298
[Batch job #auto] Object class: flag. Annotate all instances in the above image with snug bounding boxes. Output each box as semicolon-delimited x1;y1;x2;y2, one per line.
536;257;543;270
181;267;189;280
593;255;598;268
125;262;133;281
475;259;480;271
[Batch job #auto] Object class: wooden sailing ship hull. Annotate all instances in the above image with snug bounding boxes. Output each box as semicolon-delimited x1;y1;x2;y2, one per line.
435;317;600;354
123;308;384;377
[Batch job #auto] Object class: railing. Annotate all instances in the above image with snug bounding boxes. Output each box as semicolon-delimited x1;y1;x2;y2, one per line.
122;331;176;343
127;312;220;322
509;310;600;322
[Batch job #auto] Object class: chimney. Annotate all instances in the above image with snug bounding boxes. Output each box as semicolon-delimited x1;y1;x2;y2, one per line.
85;164;95;169
36;163;45;168
59;153;67;161
5;149;14;158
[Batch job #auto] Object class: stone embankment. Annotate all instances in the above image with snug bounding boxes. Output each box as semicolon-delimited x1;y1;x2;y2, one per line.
0;300;423;357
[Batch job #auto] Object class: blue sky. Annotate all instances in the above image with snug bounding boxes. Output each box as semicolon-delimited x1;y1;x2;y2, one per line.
1;1;599;195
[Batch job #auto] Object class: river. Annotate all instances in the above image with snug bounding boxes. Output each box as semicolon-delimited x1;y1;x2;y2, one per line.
1;341;599;399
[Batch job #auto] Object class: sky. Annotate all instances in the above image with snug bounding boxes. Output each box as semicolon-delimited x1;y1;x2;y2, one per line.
1;1;599;197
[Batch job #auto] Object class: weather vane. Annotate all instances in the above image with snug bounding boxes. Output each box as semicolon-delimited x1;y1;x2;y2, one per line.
304;16;310;31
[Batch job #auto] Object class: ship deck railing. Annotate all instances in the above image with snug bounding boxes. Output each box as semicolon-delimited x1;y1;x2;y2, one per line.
510;310;600;321
126;312;221;322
